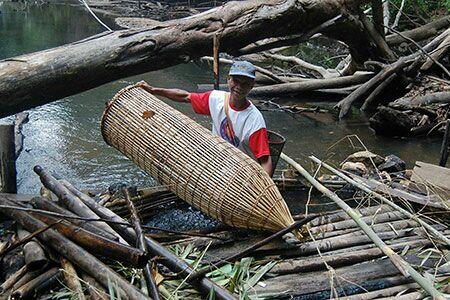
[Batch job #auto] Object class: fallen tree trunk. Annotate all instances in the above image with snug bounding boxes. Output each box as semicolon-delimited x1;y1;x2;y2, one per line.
390;92;450;108
250;73;372;96
0;0;366;118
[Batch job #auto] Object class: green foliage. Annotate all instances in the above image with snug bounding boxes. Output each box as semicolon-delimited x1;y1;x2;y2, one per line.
163;243;277;300
389;0;449;19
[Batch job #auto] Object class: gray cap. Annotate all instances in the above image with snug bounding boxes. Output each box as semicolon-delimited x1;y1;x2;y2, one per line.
229;61;256;79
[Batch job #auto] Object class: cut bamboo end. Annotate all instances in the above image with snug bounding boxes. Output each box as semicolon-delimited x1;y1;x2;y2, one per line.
101;84;295;232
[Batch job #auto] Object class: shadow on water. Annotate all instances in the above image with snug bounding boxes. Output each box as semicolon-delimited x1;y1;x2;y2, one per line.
0;1;443;204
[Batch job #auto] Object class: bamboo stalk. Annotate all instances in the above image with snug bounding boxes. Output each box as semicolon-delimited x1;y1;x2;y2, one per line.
0;198;148;300
309;155;450;247
11;267;61;299
123;187;160;299
33;166;126;244
0;265;28;294
30;196;119;241
81;273;109;300
31;212;148;268
280;152;445;299
60;258;86;300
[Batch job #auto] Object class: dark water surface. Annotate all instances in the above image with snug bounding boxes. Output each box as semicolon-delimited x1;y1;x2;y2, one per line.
0;1;443;196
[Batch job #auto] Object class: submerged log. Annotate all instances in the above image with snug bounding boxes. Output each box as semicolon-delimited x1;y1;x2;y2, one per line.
0;0;367;118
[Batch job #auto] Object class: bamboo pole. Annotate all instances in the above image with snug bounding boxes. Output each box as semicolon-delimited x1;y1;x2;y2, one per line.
123;187;160;300
81;273;109;300
60;258;86;300
11;267;61;299
30;196;119;241
0;265;28;294
309;155;450;247
31;212;148;268
0;198;148;300
33;166;126;244
280;152;445;299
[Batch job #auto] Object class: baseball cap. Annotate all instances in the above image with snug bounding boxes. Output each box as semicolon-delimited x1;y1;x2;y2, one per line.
229;61;256;79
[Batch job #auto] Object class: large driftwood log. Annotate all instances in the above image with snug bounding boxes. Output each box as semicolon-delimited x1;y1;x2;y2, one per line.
0;0;366;118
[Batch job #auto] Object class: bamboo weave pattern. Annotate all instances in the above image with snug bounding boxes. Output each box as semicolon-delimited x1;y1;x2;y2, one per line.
101;84;295;232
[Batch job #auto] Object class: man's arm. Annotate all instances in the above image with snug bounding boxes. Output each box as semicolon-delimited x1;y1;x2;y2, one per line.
258;155;273;177
137;81;190;103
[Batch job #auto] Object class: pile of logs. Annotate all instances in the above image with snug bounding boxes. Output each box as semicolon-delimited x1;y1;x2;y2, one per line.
0;166;237;299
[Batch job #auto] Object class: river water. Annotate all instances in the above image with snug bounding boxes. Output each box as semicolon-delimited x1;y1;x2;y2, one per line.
0;1;443;196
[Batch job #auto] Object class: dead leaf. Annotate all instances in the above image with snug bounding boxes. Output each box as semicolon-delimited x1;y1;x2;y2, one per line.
142;110;155;120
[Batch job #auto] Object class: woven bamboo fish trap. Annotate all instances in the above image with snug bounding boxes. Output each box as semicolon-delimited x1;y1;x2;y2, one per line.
101;84;296;232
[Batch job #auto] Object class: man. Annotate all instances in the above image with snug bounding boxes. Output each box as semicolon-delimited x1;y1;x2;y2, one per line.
137;61;273;175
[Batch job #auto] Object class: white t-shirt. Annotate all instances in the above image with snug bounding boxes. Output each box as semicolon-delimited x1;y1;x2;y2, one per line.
189;90;270;160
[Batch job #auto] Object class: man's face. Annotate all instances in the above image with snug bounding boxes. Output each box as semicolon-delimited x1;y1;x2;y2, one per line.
228;75;255;100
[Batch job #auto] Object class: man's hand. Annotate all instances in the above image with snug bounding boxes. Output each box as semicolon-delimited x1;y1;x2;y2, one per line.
258;155;273;177
137;80;154;93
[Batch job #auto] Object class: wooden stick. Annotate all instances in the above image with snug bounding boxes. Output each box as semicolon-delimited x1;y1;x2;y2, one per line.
0;198;148;300
439;119;450;167
0;125;17;193
123;187;160;299
310;155;450;247
188;216;315;282
280;152;445;299
0;265;28;294
11;267;61;299
213;34;220;90
16;228;48;270
81;273;109;300
60;258;86;300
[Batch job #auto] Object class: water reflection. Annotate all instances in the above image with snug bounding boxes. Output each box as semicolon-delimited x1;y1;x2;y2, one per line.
0;1;443;195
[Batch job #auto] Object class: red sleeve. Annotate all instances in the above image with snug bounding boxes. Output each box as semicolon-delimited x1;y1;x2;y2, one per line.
249;128;270;159
188;91;211;115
